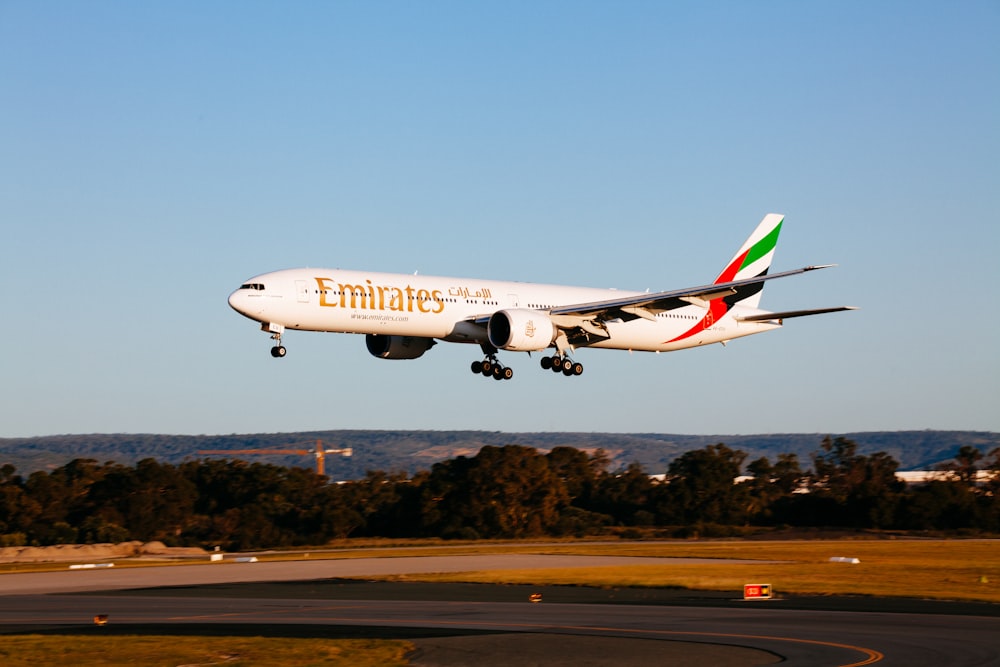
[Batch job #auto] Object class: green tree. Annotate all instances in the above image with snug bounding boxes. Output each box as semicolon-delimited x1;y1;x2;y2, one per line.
661;444;748;525
937;445;984;486
899;480;980;530
0;466;41;539
346;470;421;538
742;453;803;524
979;448;1000;531
422;445;568;538
809;437;904;528
546;446;602;505
592;462;654;526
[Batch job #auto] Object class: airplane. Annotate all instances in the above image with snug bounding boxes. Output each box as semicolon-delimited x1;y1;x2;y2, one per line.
228;214;855;380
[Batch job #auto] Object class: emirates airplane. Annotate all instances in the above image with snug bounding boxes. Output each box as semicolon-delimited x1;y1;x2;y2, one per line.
228;214;855;380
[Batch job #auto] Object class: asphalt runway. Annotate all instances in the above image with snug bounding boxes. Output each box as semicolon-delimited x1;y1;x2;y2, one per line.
1;554;998;666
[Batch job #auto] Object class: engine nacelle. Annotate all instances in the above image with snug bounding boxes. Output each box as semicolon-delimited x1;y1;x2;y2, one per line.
365;334;436;360
487;309;558;352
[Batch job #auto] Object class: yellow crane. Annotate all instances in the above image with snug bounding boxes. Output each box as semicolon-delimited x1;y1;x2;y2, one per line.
198;439;352;476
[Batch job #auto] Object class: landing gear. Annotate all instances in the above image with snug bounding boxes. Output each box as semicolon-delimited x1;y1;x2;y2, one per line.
471;347;513;381
263;323;286;359
540;354;583;377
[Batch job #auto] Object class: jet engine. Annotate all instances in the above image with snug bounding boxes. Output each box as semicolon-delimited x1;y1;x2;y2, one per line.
487;309;558;351
365;334;436;359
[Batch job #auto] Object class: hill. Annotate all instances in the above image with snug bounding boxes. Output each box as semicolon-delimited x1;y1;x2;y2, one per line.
1;430;997;479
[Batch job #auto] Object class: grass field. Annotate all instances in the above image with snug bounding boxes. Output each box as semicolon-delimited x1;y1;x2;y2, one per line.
335;538;1000;603
0;635;412;667
3;538;997;601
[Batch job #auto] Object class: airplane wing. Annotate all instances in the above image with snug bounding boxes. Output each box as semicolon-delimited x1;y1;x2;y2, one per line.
549;265;837;322
469;264;844;348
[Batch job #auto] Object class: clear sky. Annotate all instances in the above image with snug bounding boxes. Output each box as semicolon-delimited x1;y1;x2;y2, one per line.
2;2;997;438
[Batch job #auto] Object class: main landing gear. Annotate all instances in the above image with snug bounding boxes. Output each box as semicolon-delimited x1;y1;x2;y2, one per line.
468;343;582;381
540;354;584;377
471;343;513;381
471;356;514;381
469;353;583;380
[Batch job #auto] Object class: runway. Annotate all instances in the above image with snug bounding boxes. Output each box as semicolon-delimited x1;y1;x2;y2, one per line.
1;554;997;666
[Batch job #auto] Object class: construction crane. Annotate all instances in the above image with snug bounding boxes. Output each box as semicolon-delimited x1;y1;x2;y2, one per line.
198;439;352;476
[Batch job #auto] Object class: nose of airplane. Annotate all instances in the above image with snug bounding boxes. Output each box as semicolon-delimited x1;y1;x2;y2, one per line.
228;280;270;319
228;288;262;319
227;289;244;314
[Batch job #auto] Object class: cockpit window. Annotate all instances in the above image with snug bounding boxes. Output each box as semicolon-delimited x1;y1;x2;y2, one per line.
240;283;266;291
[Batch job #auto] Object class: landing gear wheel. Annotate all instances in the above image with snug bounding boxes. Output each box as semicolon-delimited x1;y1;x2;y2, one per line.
473;347;513;380
540;356;553;370
560;358;573;373
572;362;584;376
270;345;286;358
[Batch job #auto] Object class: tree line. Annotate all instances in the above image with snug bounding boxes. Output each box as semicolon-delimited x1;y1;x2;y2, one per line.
2;437;998;550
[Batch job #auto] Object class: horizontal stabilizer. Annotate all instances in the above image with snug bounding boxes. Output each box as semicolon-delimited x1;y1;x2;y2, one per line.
736;306;858;322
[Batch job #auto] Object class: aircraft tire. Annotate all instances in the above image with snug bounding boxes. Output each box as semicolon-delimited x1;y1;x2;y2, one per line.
572;362;584;375
540;356;553;370
502;367;514;380
271;346;286;358
481;360;493;375
471;361;483;374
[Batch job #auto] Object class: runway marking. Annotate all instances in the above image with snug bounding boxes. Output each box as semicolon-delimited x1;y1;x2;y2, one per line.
591;629;884;667
164;608;883;666
167;603;373;622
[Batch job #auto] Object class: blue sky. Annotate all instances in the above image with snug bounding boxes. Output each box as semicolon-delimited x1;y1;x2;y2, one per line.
2;2;997;438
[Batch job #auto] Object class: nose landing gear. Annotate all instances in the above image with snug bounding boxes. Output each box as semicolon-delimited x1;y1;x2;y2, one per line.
263;323;286;358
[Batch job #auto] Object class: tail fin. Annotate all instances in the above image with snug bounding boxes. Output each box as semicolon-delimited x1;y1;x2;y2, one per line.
714;213;784;308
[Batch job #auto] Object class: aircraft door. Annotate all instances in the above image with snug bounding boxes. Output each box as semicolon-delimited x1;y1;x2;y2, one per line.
508;293;519;308
295;280;310;303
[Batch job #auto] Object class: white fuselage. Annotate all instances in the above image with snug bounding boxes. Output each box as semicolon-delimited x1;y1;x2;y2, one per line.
228;268;779;353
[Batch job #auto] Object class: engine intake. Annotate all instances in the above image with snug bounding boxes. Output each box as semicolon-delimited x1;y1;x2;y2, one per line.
487;309;557;351
365;334;436;360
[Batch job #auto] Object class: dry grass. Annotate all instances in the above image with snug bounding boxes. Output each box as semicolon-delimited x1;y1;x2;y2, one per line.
4;538;997;602
366;539;1000;603
0;635;412;667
